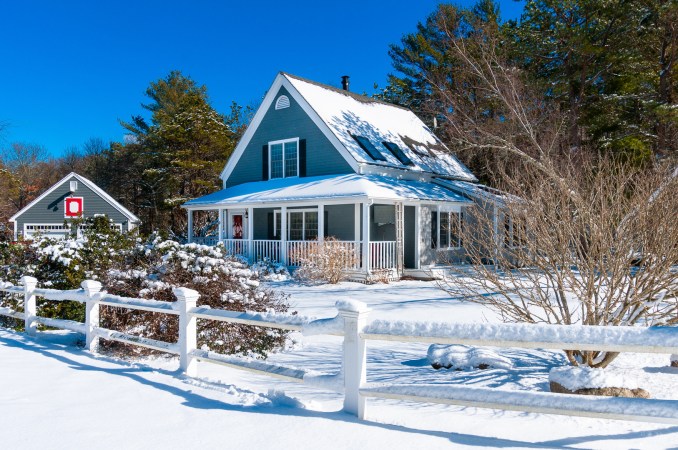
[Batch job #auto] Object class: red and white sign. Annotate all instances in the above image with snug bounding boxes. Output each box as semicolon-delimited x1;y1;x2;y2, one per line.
64;197;83;218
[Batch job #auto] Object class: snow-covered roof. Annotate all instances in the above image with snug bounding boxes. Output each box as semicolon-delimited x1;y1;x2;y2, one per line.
184;174;471;208
434;179;510;206
284;73;476;181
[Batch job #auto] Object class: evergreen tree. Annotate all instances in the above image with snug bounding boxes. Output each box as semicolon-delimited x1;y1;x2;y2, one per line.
507;0;678;161
118;71;241;236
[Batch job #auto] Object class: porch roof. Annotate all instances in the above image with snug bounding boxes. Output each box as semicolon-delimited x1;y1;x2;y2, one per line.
184;174;471;209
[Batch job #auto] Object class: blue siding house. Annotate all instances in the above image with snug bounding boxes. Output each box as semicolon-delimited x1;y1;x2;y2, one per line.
9;172;140;241
184;73;492;279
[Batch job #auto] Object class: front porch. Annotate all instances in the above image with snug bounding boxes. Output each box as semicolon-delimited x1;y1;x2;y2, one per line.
183;174;473;279
189;202;401;276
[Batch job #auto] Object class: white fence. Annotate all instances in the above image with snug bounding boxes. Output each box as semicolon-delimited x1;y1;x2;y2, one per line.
2;276;678;425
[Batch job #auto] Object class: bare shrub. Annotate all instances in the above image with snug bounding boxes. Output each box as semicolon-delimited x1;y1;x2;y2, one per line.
293;237;358;284
442;158;678;368
425;18;678;369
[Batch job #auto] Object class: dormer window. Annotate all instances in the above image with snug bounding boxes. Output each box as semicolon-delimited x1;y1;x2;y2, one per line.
269;138;299;179
275;95;290;110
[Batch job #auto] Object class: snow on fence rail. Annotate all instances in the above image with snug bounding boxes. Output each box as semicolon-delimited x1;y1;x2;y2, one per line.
1;276;678;425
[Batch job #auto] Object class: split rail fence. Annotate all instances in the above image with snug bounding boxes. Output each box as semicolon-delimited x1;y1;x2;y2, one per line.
1;276;678;425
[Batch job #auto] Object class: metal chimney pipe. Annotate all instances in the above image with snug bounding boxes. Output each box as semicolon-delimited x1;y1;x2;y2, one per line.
341;75;350;91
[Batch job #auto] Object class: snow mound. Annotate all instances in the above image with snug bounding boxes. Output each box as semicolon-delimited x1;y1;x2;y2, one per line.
427;344;512;370
549;366;641;391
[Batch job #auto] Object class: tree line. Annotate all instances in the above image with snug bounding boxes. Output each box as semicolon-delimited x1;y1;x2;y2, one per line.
381;0;677;178
1;0;676;240
0;72;251;240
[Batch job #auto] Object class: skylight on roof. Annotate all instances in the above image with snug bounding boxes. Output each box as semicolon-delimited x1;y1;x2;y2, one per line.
351;135;387;161
382;141;413;166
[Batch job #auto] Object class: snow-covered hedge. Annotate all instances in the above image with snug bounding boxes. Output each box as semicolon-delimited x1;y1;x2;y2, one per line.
0;219;291;358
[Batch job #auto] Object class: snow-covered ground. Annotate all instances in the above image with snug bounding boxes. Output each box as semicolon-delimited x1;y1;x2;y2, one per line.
1;280;678;449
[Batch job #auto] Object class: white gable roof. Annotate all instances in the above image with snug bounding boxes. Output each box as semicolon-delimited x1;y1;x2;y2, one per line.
9;172;140;223
285;74;476;181
220;72;476;183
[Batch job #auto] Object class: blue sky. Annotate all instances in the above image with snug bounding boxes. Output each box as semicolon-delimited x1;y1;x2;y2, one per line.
0;1;523;156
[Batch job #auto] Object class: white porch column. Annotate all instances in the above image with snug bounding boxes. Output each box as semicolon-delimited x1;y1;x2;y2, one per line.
414;204;421;269
354;203;361;267
318;204;325;243
362;202;370;274
217;209;224;243
281;206;288;265
247;207;254;260
187;210;194;244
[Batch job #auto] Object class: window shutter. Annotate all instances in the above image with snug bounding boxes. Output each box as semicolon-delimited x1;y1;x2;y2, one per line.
299;139;307;177
262;145;269;181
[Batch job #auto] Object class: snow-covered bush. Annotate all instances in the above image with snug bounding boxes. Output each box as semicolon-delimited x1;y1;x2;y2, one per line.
250;258;290;282
293;237;357;284
102;241;290;358
0;217;138;324
0;223;291;358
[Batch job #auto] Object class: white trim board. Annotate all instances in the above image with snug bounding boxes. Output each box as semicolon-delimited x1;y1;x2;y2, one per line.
9;172;140;224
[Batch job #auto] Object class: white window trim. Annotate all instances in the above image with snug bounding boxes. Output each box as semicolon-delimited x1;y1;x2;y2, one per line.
437;211;463;250
504;216;525;249
269;137;300;180
24;222;123;237
274;208;318;241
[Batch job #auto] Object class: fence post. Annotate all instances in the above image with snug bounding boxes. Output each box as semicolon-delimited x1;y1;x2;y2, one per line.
174;287;200;377
338;300;370;420
21;276;38;336
82;280;102;352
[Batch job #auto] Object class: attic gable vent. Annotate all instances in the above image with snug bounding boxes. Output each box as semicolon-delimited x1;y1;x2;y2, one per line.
275;95;290;110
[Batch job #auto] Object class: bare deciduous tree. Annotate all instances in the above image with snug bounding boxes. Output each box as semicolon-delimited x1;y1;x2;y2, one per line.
443;158;678;368
425;9;678;368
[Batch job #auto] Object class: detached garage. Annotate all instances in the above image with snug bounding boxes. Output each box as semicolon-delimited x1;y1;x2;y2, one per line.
9;172;140;240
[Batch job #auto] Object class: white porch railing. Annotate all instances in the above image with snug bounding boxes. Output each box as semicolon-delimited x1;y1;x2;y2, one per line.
222;239;249;258
286;240;317;267
201;238;395;271
192;236;220;246
286;240;363;268
252;239;282;262
2;278;678;425
369;241;396;270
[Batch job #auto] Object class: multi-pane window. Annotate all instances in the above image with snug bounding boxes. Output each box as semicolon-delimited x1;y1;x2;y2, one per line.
504;216;526;248
270;143;284;179
269;138;298;179
289;212;304;240
274;210;319;241
284;141;298;177
432;210;463;249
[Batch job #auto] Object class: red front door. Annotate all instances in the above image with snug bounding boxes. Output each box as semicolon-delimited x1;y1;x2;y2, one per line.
232;214;243;239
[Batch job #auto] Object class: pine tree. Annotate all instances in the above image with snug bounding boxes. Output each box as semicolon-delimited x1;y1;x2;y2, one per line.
118;71;241;235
